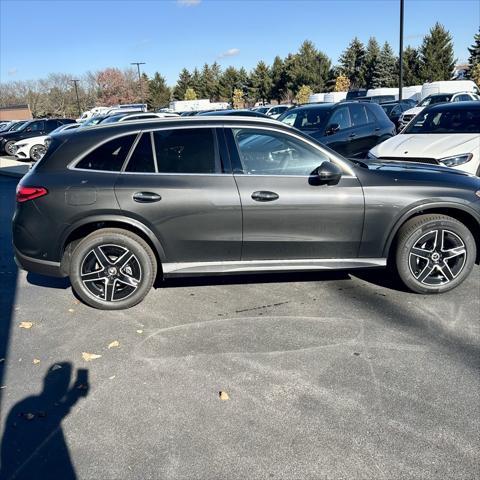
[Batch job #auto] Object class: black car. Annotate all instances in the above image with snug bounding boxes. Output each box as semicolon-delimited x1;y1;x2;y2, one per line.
198;109;270;118
0;120;28;133
278;102;396;157
13;116;480;310
0;118;75;155
380;100;417;130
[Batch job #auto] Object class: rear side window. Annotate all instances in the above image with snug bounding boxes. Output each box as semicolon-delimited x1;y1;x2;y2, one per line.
365;105;378;123
76;134;136;171
125;133;155;173
153;128;218;174
348;104;369;126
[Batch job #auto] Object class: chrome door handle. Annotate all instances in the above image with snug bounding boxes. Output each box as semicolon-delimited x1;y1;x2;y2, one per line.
251;191;279;202
133;192;162;203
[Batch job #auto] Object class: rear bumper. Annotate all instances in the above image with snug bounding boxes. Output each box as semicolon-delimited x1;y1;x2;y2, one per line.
14;248;65;278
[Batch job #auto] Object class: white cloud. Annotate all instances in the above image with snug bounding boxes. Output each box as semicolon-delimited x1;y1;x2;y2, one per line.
217;48;240;59
7;68;18;76
176;0;201;6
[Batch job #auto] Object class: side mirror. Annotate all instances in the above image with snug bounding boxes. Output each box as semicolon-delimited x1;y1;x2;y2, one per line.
325;123;340;135
310;162;342;186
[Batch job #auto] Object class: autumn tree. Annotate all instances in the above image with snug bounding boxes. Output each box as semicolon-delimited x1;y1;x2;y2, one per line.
232;88;244;109
95;68;137;106
184;87;197;100
335;75;350;92
296;85;312;104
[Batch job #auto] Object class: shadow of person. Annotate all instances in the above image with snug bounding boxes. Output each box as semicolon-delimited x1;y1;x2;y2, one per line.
0;362;89;480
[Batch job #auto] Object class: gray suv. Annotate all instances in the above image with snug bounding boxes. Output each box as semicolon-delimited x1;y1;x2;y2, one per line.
13;116;480;309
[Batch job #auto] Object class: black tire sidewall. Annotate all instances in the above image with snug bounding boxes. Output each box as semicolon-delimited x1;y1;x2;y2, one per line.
70;231;156;310
5;141;15;156
396;217;476;294
30;144;44;161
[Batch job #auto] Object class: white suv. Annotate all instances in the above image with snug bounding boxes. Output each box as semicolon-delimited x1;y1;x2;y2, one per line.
399;92;479;129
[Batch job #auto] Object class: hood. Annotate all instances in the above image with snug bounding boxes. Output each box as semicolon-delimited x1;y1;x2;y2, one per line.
357;157;471;177
401;106;424;117
370;133;480;159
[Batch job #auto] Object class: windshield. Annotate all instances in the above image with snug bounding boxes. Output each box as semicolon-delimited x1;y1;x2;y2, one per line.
255;107;269;114
279;107;331;130
9;121;27;131
419;95;452;107
403;107;480;134
81;116;106;127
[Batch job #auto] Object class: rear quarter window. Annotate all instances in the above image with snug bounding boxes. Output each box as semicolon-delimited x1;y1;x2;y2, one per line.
75;134;136;171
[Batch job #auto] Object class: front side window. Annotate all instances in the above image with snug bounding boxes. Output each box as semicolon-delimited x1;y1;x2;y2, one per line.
125;133;155;173
153;128;218;174
28;121;44;132
75;134;136;171
328;107;351;130
232;128;330;176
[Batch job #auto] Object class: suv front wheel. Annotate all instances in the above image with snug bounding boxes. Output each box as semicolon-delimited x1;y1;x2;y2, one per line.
69;228;157;310
395;214;476;294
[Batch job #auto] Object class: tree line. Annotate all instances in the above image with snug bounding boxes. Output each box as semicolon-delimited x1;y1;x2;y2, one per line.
1;23;478;117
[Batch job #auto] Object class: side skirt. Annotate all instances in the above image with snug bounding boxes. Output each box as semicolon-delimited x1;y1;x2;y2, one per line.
162;258;387;276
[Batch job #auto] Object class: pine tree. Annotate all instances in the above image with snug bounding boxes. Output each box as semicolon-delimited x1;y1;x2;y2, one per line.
191;68;202;97
148;72;171;109
419;23;455;82
339;37;366;88
199;64;216;100
271;56;287;102
250;61;272;104
467;28;480;71
402;46;421;86
173;68;192;100
364;37;381;89
372;42;397;88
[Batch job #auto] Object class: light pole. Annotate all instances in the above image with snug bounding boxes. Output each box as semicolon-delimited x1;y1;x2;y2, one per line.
399;0;404;101
131;62;146;106
70;79;81;117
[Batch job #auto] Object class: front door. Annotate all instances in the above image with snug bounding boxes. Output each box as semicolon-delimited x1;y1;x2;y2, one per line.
225;127;364;261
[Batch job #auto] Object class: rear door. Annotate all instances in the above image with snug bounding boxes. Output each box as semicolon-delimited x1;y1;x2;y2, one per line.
114;127;242;264
348;103;378;156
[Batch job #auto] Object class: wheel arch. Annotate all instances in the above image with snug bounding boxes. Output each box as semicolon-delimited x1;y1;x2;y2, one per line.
384;203;480;264
59;215;166;276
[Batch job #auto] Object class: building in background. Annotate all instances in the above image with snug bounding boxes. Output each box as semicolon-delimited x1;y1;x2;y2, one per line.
0;104;33;121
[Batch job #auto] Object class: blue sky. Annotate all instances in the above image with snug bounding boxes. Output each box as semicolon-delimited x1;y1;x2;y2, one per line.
1;0;479;86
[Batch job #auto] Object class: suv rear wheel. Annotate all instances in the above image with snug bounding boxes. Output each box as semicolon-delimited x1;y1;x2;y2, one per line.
395;214;476;294
69;228;157;310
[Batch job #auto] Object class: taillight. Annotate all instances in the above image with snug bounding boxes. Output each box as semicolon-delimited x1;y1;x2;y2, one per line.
16;185;48;203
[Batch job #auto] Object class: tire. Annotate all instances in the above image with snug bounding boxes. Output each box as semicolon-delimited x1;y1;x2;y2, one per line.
395;214;476;294
29;144;46;162
4;140;16;156
69;228;157;310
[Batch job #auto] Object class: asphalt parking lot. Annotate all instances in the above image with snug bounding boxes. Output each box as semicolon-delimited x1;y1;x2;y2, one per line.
0;174;479;480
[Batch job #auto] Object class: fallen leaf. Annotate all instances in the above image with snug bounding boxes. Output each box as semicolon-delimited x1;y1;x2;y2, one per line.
109;375;116;380
33;359;40;365
136;330;143;334
82;352;102;362
108;340;120;349
68;309;75;313
19;322;33;329
74;300;80;305
51;364;62;371
219;391;230;401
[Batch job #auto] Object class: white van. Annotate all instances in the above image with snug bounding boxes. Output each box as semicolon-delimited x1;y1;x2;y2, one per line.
420;80;479;100
366;88;399;100
308;93;326;103
401;85;422;101
323;91;347;103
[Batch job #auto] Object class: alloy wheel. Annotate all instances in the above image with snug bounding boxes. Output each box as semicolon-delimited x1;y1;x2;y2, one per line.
80;244;142;302
408;229;466;286
30;145;46;161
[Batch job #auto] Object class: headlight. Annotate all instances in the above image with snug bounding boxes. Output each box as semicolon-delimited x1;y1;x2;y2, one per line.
438;153;473;167
367;151;378;160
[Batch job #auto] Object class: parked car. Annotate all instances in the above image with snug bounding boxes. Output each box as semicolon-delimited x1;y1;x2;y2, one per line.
399;91;479;129
278;102;396;157
14;123;81;161
99;112;179;124
13;116;480;309
380;100;417;130
368;102;480;176
197;109;270;118
253;105;292;118
0;120;28;133
0;118;75;155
